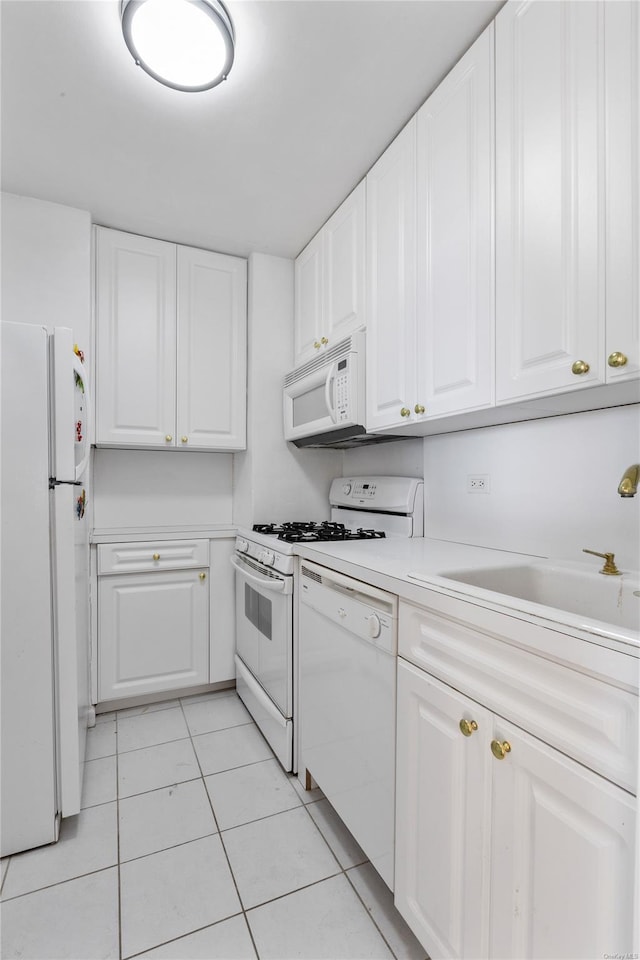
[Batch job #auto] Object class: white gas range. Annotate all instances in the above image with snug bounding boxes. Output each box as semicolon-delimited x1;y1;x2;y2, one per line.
231;476;424;771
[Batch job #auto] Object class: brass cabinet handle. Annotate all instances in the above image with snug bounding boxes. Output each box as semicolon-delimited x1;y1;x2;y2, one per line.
459;718;478;737
608;352;628;368
414;404;425;415
571;360;590;375
153;553;160;561
321;337;328;345
181;436;188;443
400;407;411;418
165;434;173;442
314;341;321;350
491;739;512;760
199;572;206;581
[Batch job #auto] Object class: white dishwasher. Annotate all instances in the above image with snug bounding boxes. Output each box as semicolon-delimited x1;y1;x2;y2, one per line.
298;559;398;890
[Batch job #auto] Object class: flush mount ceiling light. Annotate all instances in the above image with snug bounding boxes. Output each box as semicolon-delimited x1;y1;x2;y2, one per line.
120;0;235;92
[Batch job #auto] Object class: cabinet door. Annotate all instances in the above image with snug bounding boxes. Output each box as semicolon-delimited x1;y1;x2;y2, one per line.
395;660;492;960
294;232;323;366
95;228;177;446
98;568;209;701
176;247;247;450
366;119;417;430
323;180;366;347
605;1;640;383
489;717;636;960
416;24;494;420
495;1;605;401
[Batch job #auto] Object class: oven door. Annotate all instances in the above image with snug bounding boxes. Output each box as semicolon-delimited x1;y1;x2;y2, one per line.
231;552;293;718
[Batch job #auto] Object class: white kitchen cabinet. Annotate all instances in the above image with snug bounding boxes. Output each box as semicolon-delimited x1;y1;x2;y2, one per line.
97;540;209;702
605;0;640;384
367;26;493;432
395;663;492;959
294;181;366;367
365;119;417;431
415;23;494;421
395;595;638;960
95;226;247;450
95;229;177;447
495;0;605;401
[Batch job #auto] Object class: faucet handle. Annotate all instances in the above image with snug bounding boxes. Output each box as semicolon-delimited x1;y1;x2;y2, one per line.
582;549;621;576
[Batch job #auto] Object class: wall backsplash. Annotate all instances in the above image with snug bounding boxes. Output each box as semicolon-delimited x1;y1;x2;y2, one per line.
92;449;233;529
423;404;640;570
342;438;425;480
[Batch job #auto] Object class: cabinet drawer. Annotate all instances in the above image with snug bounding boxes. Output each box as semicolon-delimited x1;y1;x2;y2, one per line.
98;540;209;574
399;598;638;793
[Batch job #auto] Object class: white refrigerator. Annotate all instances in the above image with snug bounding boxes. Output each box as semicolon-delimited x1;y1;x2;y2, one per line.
1;321;91;856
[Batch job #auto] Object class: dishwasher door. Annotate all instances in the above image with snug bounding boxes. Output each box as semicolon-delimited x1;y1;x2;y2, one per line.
298;561;397;890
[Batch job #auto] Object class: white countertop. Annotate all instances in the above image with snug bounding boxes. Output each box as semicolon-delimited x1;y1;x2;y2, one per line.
295;536;640;656
91;524;236;543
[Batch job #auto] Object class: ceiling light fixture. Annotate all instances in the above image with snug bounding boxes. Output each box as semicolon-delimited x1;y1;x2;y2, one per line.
120;0;235;93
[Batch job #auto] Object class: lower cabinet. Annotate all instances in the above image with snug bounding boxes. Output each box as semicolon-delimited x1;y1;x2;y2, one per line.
395;658;637;960
97;540;210;702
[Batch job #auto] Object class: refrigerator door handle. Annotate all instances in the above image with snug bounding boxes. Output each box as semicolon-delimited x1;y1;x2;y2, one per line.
51;484;81;817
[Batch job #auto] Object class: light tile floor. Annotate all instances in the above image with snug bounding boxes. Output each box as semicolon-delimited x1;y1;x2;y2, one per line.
0;690;427;960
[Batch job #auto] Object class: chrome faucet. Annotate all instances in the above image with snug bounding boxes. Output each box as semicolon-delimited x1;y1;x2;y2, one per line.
618;464;640;497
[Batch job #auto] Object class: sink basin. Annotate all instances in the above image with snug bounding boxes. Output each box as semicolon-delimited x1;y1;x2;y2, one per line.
437;560;640;633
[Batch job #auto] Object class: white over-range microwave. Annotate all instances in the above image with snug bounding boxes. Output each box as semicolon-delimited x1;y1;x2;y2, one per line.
283;331;403;449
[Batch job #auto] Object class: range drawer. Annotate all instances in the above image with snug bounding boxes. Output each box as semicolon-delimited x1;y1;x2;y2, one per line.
399;596;638;794
98;539;209;575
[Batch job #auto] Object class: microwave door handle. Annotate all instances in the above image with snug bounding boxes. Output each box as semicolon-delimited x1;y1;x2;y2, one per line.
324;363;337;423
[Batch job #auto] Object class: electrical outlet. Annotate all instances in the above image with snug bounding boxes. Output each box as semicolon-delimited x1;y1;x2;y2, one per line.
467;474;490;493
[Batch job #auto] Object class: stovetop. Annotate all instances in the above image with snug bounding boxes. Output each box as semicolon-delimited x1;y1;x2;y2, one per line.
252;522;386;544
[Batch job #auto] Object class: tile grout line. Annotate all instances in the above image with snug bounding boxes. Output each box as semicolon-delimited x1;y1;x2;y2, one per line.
115;711;123;960
177;696;262;960
0;864;117;905
297;790;400;960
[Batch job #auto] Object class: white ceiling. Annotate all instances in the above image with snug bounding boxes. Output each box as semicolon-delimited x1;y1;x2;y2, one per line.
1;0;504;259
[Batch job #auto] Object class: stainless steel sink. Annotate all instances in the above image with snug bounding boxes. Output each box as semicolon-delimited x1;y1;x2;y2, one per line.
437;560;640;632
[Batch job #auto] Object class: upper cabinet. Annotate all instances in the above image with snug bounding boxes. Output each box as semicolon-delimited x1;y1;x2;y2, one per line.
605;0;640;385
294;181;365;367
366;119;418;432
495;0;639;402
415;23;494;420
367;25;494;431
95;227;247;451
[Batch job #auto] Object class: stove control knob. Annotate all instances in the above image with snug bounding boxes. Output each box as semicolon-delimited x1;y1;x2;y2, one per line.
342;483;352;496
261;550;275;567
367;614;382;639
237;539;249;553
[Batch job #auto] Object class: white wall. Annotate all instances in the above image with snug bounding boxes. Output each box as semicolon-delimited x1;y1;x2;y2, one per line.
423;405;640;570
92;449;233;530
342;438;424;480
1;193;91;356
233;253;342;526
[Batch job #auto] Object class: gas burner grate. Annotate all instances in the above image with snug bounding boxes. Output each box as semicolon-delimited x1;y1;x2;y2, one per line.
275;523;386;544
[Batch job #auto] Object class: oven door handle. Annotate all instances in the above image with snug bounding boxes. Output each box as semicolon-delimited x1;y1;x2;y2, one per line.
230;555;290;593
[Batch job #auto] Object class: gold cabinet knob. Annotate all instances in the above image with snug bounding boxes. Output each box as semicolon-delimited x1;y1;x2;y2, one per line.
414;404;425;415
199;572;206;581
165;434;173;442
608;351;628;368
400;407;411;418
181;436;188;444
314;341;321;350
153;553;160;561
491;739;512;760
459;718;478;737
321;337;328;345
571;360;590;376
